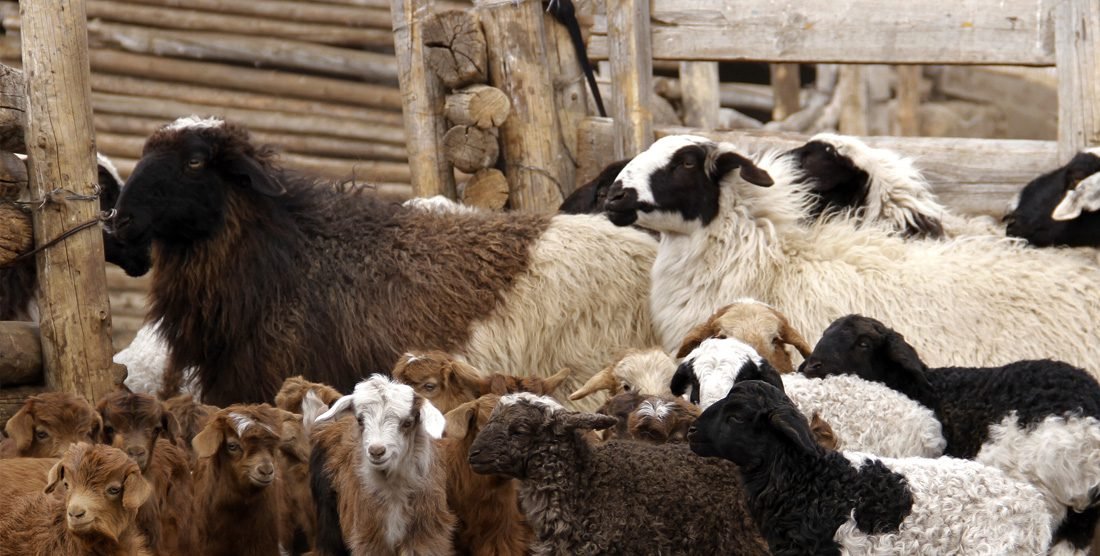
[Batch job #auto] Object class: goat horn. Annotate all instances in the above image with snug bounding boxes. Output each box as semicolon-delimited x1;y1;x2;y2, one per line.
569;368;619;401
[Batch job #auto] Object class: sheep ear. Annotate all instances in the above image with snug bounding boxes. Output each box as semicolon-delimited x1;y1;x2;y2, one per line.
778;317;813;359
669;361;695;397
712;151;774;187
1053;173;1100;221
419;399;446;439
734;360;785;392
229;154;285;197
122;470;153;510
443;402;477;440
809;412;839;451
675;318;717;358
560;412;618;432
44;461;64;494
569;366;619;401
5;402;35;452
542;368;572;395
315;394;355;423
192;421;224;459
447;359;484;391
768;406;819;456
882;330;931;391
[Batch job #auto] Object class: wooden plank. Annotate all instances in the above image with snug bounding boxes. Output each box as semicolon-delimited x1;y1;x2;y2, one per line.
606;0;654;157
113;0;393;28
894;65;921;136
938;66;1056;140
770;63;801;121
0;321;42;387
679;62;719;128
588;0;1056;65
543;9;586;195
21;0;118;401
1055;0;1100;160
390;0;456;199
837;65;869;135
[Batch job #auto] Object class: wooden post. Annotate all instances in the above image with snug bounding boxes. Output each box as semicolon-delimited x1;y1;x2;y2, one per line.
607;0;653;158
770;63;801;121
542;10;586;195
837;65;869;136
475;0;566;211
679;62;719;128
1055;0;1100;160
20;0;117;399
391;0;456;198
895;65;922;136
0;322;43;387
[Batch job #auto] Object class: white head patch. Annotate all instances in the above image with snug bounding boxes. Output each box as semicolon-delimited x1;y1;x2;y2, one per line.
95;153;123;188
165;115;225;132
683;337;767;409
499;392;563;412
635;398;672;420
227;412;274;437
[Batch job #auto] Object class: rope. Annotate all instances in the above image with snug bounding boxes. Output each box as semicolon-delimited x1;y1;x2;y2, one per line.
0;185;112;269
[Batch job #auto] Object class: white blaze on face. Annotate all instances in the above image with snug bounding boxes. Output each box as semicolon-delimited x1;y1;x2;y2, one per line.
615;135;714;205
351;377;418;467
165;115;226;132
635;398;672;420
499;392;563;412
684;337;767;409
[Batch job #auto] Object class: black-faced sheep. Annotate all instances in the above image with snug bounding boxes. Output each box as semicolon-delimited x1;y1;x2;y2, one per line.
0;442;154;556
1006;147;1100;247
604;134;1100;375
110;116;656;406
1;392;102;459
673;299;812;372
802;313;1100;552
689;380;1052;555
558;159;630;214
467;393;771;555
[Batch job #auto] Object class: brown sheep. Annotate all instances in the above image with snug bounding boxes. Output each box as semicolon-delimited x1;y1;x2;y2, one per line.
1;392;102;459
595;391;648;442
0;442;153;556
626;395;700;444
675;300;813;373
442;395;532;555
192;404;285;556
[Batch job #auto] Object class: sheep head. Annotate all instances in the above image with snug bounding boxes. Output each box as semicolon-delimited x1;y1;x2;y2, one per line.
45;442;152;544
675;300;812;373
4;392;102;458
1006;149;1100;247
97;390;180;472
570;348;676;402
799;314;931;397
443;394;499;444
274;375;343;414
594;391;647;441
193;404;283;490
559;158;631;214
671;337;783;409
392;351;484;414
627;396;700;444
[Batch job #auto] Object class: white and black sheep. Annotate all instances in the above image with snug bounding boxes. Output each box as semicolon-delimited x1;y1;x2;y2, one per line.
802;313;1100;552
109;116;656;406
467;393;771;555
558;159;631;214
689;380;1053;555
1006;147;1100;247
673;336;945;458
604;134;1100;373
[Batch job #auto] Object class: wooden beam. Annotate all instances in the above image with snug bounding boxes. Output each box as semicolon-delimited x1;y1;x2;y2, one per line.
21;0;117;400
1055;0;1100;160
542;8;586;195
423;10;488;89
114;0;393;28
390;0;455;199
0;321;42;387
606;0;654;158
894;65;921;136
444;85;511;129
0;64;25;152
679;62;719;128
769;63;801;121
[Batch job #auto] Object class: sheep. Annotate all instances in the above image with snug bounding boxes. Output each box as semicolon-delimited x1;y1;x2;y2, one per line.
117;322;193;399
274;375;343;414
0;442;154;556
801;313;1100;553
558;159;631;214
1;392;103;459
623;394;700;444
690;379;1053;555
307;374;454;555
568;348;677;405
442;394;532;555
674;336;946;458
672;299;812;372
393;350;573;413
191;403;286;556
109;116;657;406
604;134;1100;375
467;392;771;555
1006;147;1100;248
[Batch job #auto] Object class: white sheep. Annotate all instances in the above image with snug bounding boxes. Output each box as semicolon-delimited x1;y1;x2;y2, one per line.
567;348;677;404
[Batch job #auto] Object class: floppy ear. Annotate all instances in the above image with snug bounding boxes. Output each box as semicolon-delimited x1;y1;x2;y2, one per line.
669;362;695;397
447;359;484;392
559;412;618;432
315;394;355;423
809;412;839;451
712;151;774;187
734;360;785;392
160;407;181;443
675;318;718;358
192;420;225;459
5;402;36;452
228;153;285;197
541;368;572;395
882;329;931;391
778;317;813;359
122;470;153;510
1053;173;1100;220
443;402;477;440
44;461;65;494
569;366;620;401
419;399;446;439
768;406;820;456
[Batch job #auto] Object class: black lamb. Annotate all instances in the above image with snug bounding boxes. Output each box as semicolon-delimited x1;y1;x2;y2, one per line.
1006;149;1100;247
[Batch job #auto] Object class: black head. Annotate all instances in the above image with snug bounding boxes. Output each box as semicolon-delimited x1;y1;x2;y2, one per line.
1006;151;1100;247
799;315;931;395
559;159;631;214
689;380;821;468
604;135;773;233
111;117;286;249
788;139;871;218
96;155;153;277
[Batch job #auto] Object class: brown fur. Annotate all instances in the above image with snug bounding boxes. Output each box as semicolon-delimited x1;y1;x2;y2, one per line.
809;412;840;451
162;394;216;464
0;443;153;556
394;351;571;414
442;396;532;555
274;375;343;413
675;301;813;373
0;457;57;515
595;391;649;442
626;396;700;444
1;392;103;459
191;404;284;556
478;368;572;398
275;410;315;555
123;122;549;405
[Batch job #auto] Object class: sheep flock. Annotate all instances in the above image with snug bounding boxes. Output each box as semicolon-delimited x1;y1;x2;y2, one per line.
6;115;1100;555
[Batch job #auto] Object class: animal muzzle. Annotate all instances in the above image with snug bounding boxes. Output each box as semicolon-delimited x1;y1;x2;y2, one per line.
248;460;276;487
604;182;640;226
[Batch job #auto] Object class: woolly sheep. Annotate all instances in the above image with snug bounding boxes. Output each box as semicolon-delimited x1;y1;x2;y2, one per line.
467;392;771;555
568;348;676;404
689;380;1053;555
1006;147;1100;247
674;337;945;458
673;299;813;372
109;117;657;406
605;134;1100;374
802;314;1100;552
1;392;102;459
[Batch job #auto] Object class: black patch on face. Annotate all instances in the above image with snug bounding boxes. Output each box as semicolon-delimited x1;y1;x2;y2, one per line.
604;186;640;226
1006;152;1100;247
670;360;701;405
647;145;722;226
560;159;630;214
789;141;871;219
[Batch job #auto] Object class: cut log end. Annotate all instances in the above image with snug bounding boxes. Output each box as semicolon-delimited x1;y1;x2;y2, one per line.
423;10;488;89
0;203;32;265
444;84;510;128
461;168;508;210
442;124;499;173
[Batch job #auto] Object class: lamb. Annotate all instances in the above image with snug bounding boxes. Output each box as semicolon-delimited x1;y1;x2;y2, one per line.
307;374;454;555
801;313;1100;552
691;380;1052;555
1;392;103;459
673;336;946;458
605;134;1100;374
442;394;532;555
1006;147;1100;247
109;116;657;406
672;299;812;372
191;403;285;556
467;392;771;555
0;442;154;556
568;348;677;405
558;159;631;214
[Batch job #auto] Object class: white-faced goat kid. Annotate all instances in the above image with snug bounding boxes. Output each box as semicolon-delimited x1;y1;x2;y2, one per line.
1006;147;1100;247
568;348;677;405
802;314;1100;552
1;392;102;459
191;404;285;556
308;375;454;556
0;443;153;556
674;299;813;372
690;381;1052;555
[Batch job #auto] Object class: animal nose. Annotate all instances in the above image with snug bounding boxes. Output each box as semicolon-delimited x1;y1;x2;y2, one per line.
257;462;275;477
802;360;823;376
606;182;626;204
368;444;387;459
68;506;87;520
686;426;698;441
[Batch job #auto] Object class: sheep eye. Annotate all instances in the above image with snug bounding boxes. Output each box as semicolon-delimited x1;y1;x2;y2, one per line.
682;159;696;169
34;430;48;440
400;419;414;430
106;486;121;496
226;441;241;452
857;339;871;349
716;334;728;340
422;383;436;392
512;425;530;435
187;156;204;170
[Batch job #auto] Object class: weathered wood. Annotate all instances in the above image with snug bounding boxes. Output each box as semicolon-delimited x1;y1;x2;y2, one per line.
444;84;510;128
423;10;488;89
442;125;499;173
21;0;117;400
0;151;27;200
542;8;587;195
0;64;25;152
606;0;654;157
0;204;32;266
937;66;1056;140
114;0;393;28
0;385;48;429
770;63;801;121
461;168;509;210
1055;0;1100;160
575;116;616;187
0;321;42;386
588;0;1056;65
279;153;412;184
89;50;403;110
894;65;921;136
475;0;567;211
837;65;868;135
392;0;456;199
86;20;400;83
679;62;719;128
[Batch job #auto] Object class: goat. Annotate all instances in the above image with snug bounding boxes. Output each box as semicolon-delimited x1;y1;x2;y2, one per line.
1;392;102;459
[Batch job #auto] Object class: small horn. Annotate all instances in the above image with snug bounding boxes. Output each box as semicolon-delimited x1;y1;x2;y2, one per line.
569;367;620;401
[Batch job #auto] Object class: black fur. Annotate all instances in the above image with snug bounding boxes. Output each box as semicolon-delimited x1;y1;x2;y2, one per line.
559;159;630;214
1006;151;1100;246
731;358;785;391
308;441;351;556
669;359;700;404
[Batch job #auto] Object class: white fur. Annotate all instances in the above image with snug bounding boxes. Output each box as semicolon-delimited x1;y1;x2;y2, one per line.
95;153;123;190
611;348;677;395
634;398;671;420
1053;172;1100;221
833;453;1052;555
402;195;482;215
117;320;201;399
680;338;763;409
620;135;1100;375
165;115;225;132
500;392;563;412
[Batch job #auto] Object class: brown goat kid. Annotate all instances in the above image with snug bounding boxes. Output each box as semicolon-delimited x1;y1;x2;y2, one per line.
676;300;813;373
274;375;343;413
1;392;102;459
442;395;532;555
0;443;153;556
